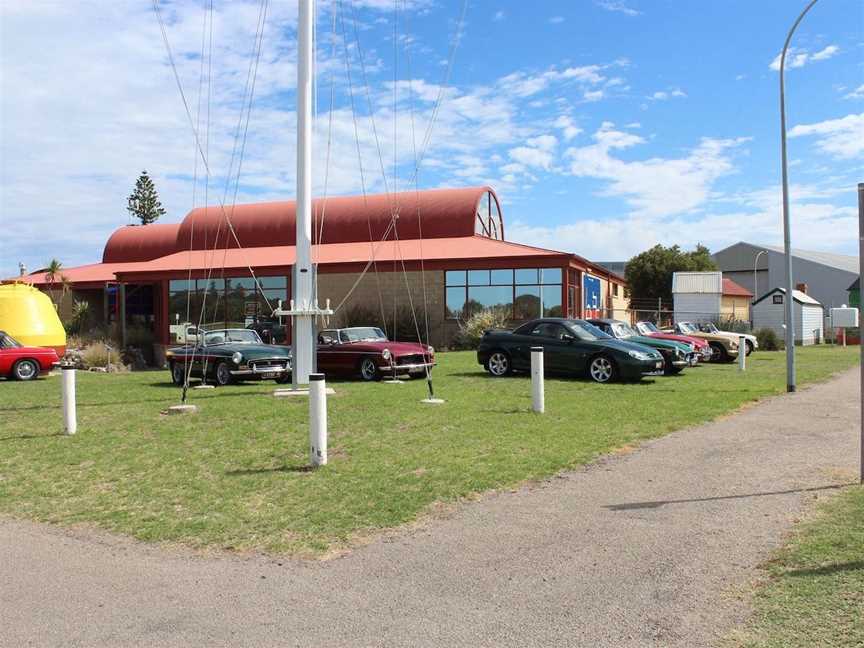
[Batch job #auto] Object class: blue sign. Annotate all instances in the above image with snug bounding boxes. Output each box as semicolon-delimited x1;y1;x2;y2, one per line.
584;274;601;313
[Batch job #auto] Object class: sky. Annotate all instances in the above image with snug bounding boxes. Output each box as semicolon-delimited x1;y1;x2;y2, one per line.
1;0;862;279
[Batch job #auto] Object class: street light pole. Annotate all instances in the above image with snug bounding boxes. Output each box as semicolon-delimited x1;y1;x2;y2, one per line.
754;250;767;301
779;0;820;393
857;182;863;485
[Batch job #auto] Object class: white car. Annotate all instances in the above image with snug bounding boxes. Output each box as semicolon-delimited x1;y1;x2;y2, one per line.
695;322;758;355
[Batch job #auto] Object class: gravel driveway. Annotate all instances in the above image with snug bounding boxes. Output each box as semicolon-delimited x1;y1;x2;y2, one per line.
2;368;859;648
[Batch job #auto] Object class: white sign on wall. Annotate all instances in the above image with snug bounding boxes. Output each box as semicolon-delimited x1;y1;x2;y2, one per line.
830;307;859;328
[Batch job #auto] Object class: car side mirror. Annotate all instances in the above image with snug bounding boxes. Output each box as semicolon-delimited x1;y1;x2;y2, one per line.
562;333;576;343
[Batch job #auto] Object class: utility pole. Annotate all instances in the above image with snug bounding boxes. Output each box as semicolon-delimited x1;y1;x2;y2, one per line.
858;182;863;484
779;0;819;393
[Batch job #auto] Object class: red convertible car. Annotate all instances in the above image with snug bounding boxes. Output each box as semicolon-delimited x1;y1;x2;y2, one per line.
634;321;713;364
317;327;435;381
0;330;60;381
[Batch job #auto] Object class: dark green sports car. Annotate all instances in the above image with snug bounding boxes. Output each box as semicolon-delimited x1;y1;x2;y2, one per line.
587;318;694;374
477;318;665;383
166;328;292;386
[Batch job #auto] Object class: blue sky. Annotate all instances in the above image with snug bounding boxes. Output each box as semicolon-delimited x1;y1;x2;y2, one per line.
1;0;862;279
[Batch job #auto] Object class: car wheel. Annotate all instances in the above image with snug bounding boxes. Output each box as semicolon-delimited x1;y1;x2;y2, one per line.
745;340;754;355
668;366;685;375
12;359;39;381
214;361;233;386
588;355;616;384
359;357;379;381
709;342;728;363
485;350;511;377
170;361;186;386
275;373;292;385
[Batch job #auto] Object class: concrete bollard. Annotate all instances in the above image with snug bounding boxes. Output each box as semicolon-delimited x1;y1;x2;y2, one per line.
738;335;746;372
309;373;328;466
531;346;545;414
61;365;77;435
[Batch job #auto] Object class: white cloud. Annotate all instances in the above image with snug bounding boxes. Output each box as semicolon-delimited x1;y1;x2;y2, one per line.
548;16;565;24
844;84;864;100
595;1;641;17
769;44;839;71
553;115;582;141
493;10;505;22
788;113;864;159
648;87;686;101
564;122;748;217
583;89;605;102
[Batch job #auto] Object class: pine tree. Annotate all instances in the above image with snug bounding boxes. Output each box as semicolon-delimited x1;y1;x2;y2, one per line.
126;170;166;225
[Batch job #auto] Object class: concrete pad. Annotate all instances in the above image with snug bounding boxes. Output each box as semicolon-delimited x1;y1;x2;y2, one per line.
166;404;198;415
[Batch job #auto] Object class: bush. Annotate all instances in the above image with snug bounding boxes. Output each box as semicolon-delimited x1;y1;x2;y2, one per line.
451;308;511;350
80;341;114;369
64;300;90;336
755;328;784;351
717;317;752;333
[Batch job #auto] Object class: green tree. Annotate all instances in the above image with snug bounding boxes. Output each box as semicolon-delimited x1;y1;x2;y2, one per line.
127;170;166;225
44;258;63;308
624;244;717;306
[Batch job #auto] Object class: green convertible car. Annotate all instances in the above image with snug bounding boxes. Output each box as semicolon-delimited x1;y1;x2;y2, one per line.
587;318;695;374
166;328;292;386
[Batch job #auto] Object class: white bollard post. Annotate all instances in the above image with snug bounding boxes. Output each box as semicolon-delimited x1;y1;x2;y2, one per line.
531;346;545;414
309;373;328;466
738;335;746;372
61;365;77;435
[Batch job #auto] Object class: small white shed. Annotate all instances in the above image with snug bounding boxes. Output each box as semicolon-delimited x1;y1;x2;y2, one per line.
672;272;722;323
752;287;824;345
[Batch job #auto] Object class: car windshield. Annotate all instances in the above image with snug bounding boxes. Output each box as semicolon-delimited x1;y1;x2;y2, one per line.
0;333;22;349
678;322;697;333
204;329;262;345
568;321;612;341
611;322;638;338
340;327;387;343
637;322;659;334
698;322;719;333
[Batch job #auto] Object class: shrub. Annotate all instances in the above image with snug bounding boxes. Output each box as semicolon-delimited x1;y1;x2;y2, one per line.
80;341;114;369
717;317;752;333
755;327;784;351
64;300;90;336
451;308;511;350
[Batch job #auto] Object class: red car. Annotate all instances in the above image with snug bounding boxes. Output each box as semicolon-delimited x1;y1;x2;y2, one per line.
0;331;61;381
634;321;713;364
317;327;435;381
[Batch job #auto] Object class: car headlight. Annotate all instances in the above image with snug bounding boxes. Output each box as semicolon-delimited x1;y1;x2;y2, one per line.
232;352;243;364
428;346;435;355
382;348;392;361
627;350;654;361
730;341;738;349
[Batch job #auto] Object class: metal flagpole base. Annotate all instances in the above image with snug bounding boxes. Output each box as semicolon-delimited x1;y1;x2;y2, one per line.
421;398;445;405
167;404;198;415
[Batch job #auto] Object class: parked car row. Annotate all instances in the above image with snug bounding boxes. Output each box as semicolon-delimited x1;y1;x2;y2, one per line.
477;317;753;383
164;326;435;386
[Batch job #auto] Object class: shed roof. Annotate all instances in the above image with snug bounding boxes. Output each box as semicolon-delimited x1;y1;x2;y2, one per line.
672;271;722;294
753;287;822;307
722;278;753;297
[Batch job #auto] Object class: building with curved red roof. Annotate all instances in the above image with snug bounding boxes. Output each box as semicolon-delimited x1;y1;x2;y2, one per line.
10;186;627;360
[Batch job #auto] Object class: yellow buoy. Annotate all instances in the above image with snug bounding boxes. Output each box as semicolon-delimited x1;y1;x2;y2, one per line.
0;283;67;354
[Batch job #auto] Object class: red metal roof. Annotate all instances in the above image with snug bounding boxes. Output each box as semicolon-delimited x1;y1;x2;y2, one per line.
12;261;153;288
114;236;567;281
722;278;753;297
101;186;498;264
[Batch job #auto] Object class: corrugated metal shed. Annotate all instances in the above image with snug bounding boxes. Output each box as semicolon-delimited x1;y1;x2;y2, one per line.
672;272;722;294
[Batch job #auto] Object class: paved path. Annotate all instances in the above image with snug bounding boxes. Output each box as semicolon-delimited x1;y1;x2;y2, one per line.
2;369;860;648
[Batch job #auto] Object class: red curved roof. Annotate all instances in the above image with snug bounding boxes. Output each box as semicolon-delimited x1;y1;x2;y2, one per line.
102;186;497;263
102;223;181;263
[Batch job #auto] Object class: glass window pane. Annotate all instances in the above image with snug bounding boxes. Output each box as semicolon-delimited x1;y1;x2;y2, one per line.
199;278;224;294
540;268;562;284
257;275;286;289
466;286;512;317
540;284;563;317
490;269;513;285
514;286;541;319
226;277;256;291
169;279;192;292
446;270;466;287
468;270;490;286
515;269;538;285
446;287;466;318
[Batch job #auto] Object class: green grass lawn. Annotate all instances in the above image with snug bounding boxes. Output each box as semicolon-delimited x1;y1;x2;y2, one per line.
734;485;864;648
0;346;858;555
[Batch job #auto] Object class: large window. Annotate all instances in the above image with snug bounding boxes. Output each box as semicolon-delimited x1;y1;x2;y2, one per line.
168;275;288;343
445;267;563;320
